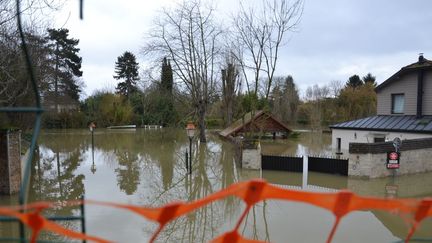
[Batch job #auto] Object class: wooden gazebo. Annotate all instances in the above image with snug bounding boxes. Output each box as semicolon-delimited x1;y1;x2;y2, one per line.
219;110;292;138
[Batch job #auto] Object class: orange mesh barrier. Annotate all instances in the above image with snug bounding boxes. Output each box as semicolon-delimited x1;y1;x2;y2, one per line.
1;179;431;243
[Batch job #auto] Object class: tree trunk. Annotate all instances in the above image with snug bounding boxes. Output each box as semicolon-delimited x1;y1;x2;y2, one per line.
221;62;237;126
226;101;233;126
222;81;234;126
55;43;59;113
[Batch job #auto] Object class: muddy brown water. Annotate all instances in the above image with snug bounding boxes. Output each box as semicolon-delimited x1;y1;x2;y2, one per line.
0;129;431;242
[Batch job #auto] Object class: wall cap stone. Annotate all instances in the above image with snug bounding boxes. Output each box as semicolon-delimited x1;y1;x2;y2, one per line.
349;137;432;154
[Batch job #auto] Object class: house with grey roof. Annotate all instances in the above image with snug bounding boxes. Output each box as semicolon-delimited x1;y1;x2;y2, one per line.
330;54;432;153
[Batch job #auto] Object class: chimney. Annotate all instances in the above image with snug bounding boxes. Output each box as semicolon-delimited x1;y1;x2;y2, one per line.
419;53;425;63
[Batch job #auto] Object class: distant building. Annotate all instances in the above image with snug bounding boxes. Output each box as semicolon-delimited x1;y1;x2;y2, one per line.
43;93;80;113
330;54;432;153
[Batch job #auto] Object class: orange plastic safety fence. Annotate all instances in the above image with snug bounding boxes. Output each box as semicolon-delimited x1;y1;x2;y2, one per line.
1;179;431;243
0;202;110;243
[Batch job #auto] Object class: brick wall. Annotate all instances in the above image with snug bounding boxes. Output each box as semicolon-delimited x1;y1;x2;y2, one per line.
0;130;22;194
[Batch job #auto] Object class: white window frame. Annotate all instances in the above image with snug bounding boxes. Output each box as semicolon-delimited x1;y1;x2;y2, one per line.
392;93;404;114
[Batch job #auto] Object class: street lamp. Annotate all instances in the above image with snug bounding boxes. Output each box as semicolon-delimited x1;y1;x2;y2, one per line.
186;122;195;174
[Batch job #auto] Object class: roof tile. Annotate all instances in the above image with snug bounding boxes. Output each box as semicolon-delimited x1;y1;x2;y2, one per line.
330;115;432;134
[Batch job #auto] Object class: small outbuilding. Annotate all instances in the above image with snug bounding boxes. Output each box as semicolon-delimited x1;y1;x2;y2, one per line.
219;110;292;138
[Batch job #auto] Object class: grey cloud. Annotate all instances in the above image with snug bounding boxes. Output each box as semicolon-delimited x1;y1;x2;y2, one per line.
288;0;432;56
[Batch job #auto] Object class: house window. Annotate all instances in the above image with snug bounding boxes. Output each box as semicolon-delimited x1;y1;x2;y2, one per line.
374;137;385;143
392;94;404;114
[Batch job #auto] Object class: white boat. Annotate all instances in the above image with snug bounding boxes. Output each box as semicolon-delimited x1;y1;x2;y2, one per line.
106;125;137;129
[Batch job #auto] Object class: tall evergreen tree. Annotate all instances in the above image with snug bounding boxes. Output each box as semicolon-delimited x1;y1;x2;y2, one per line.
362;73;377;86
47;28;83;102
114;51;139;98
157;57;176;126
346;74;363;88
160;57;173;94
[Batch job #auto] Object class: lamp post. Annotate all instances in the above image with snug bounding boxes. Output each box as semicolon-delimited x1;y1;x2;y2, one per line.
186;122;195;174
89;122;96;144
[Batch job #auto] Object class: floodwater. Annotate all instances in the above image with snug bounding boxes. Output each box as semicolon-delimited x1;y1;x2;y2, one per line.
0;129;431;242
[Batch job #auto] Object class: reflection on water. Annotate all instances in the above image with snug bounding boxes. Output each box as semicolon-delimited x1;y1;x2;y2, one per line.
261;131;334;157
0;129;431;242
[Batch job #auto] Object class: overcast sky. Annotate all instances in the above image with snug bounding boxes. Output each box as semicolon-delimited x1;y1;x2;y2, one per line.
54;0;432;98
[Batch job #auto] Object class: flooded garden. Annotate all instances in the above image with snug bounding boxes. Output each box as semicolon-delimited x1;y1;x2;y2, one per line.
0;129;431;242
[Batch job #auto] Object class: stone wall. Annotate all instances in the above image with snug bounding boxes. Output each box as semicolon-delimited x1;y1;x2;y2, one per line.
242;142;261;170
348;137;432;178
0;130;22;194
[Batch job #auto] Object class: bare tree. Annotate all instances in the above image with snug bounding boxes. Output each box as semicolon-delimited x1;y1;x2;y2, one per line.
233;0;303;99
143;0;221;142
304;84;330;131
305;84;330;101
1;0;64;29
0;31;22;104
328;80;343;98
0;30;52;106
0;0;64;106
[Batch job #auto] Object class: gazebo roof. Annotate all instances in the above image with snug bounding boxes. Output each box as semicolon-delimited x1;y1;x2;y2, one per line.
219;110;291;138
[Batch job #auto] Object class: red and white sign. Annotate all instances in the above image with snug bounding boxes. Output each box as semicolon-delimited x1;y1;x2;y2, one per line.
389;152;398;160
387;163;399;169
387;151;400;169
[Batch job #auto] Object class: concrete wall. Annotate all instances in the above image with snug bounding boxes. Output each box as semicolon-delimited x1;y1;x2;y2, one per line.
242;143;261;170
377;72;418;115
348;137;432;178
0;130;22;194
332;128;432;151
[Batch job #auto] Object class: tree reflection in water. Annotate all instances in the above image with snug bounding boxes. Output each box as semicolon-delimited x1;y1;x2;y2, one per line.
152;139;246;242
24;129;275;242
114;151;140;195
30;147;85;204
29;133;86;241
8;129;432;242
